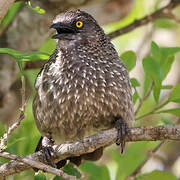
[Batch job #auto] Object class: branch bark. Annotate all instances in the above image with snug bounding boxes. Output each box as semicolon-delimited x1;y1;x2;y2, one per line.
108;0;180;39
0;125;180;177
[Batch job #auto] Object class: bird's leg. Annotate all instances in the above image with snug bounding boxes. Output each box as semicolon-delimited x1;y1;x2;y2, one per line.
115;118;131;154
41;135;56;168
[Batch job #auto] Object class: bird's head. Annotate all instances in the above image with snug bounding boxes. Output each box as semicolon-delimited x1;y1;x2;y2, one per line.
50;10;103;42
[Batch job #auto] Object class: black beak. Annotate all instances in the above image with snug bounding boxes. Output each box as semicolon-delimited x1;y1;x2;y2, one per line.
50;23;76;39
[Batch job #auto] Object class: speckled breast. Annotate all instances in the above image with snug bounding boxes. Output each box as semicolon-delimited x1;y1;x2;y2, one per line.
33;49;133;144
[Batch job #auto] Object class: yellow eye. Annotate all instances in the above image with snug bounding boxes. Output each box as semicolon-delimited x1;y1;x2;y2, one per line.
76;20;83;28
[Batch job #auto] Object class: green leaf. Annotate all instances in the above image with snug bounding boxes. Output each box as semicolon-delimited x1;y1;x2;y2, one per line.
142;56;162;86
63;163;81;179
21;52;50;61
161;55;175;80
34;173;47;180
80;161;110;180
154;18;177;29
53;176;64;180
136;170;178;180
151;41;161;60
7;137;27;148
160;47;180;59
153;85;161;103
143;56;163;102
159;108;180;117
120;51;136;71
53;176;63;180
26;1;46;14
32;6;46;14
161;85;173;89
0;48;50;61
0;2;23;30
0;48;22;61
168;84;180;103
130;78;140;87
132;91;139;104
143;74;153;96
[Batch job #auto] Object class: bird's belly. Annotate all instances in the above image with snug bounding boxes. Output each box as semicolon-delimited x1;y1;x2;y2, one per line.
33;93;114;144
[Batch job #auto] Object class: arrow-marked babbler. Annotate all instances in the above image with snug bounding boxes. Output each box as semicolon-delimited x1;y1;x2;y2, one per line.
33;10;134;168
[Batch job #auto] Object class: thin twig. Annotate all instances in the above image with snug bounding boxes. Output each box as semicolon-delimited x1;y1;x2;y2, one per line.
125;140;167;180
0;151;76;180
0;76;27;151
0;125;179;176
135;82;154;116
108;0;180;39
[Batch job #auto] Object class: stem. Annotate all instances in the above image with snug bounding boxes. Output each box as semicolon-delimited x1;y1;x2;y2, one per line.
136;100;169;120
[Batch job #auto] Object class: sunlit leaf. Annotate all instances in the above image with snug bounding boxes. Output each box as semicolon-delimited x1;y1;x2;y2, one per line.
120;51;136;71
168;84;180;103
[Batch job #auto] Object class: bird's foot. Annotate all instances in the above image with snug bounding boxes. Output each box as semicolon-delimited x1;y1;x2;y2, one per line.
41;136;56;168
115;118;131;154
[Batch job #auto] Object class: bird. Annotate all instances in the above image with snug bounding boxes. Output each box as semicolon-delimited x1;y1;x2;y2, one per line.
33;9;134;167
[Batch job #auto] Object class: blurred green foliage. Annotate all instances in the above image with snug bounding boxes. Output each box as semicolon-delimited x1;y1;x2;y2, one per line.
0;0;180;180
0;2;23;31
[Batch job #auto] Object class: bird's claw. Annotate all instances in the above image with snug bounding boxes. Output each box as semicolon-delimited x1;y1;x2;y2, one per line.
115;118;131;154
41;146;57;168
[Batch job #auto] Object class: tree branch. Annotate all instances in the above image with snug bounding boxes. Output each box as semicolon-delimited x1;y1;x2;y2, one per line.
108;0;180;39
0;152;76;180
0;125;179;177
